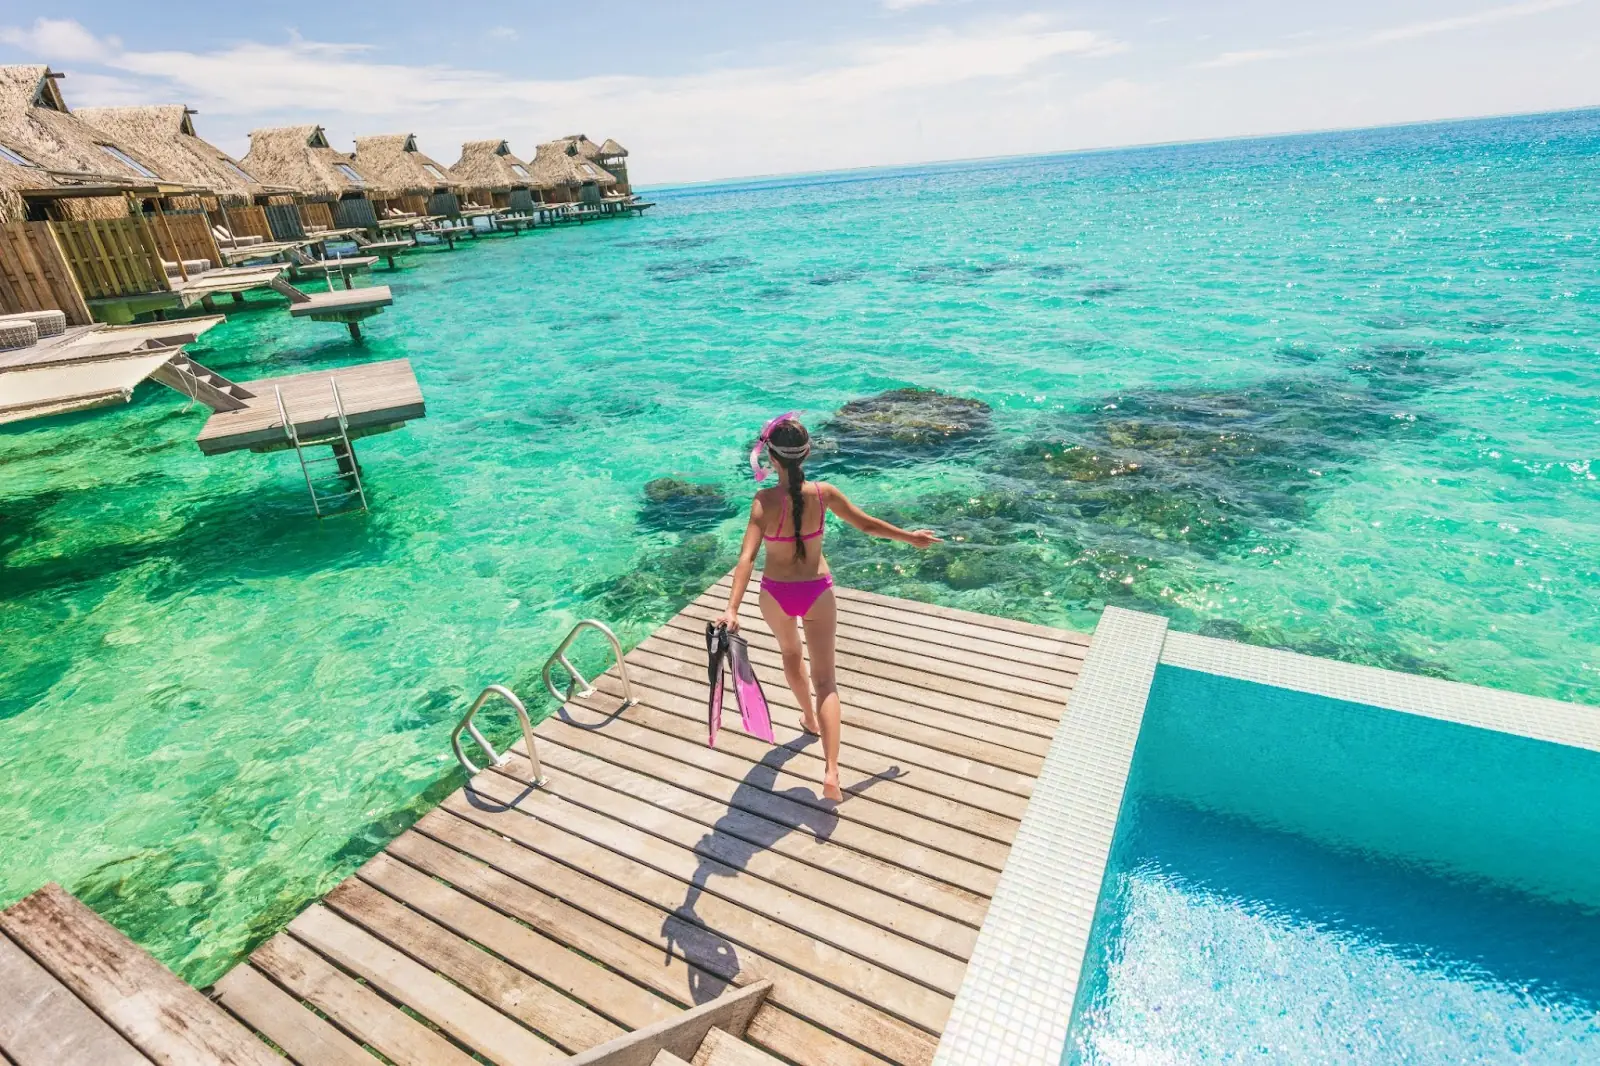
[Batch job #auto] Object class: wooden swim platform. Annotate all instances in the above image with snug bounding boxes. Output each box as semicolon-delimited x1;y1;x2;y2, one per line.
216;575;1091;1066
194;357;425;455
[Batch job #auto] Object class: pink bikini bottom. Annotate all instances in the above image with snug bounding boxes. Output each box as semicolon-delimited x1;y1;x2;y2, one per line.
761;574;834;617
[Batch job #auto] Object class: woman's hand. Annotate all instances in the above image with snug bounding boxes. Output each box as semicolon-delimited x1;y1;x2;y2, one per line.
905;529;941;549
718;607;741;631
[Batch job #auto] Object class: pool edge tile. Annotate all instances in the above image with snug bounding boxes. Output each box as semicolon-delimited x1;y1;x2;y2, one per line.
931;606;1168;1066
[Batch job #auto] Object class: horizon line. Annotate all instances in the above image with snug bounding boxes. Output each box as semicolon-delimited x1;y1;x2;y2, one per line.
639;100;1600;194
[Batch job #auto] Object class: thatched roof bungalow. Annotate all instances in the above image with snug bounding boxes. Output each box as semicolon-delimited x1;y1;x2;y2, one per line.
75;104;309;243
597;138;630;192
448;138;536;212
351;133;463;219
529;137;617;204
241;125;387;231
0;65;190;223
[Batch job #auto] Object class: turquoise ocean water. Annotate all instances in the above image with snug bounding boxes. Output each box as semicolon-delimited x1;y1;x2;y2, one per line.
2;110;1597;982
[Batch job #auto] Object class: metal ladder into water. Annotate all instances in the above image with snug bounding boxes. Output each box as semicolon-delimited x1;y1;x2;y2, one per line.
275;378;369;517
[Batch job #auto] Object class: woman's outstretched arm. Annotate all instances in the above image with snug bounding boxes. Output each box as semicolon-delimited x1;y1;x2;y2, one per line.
720;497;768;630
823;484;941;548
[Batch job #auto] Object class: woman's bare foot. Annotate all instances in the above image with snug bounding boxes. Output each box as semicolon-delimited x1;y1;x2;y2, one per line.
800;709;821;736
822;772;843;802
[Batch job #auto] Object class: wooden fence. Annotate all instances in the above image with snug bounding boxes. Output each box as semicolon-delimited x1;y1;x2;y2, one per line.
300;201;334;231
153;210;223;270
49;217;170;301
223;204;273;242
0;222;92;325
398;193;429;216
331;196;377;230
506;188;534;212
427;191;460;217
264;202;306;240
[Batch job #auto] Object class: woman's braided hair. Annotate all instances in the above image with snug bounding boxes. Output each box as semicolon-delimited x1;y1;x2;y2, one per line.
767;419;812;560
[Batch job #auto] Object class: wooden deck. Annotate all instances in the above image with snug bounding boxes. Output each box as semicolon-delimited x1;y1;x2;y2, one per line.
0;884;279;1066
217;577;1089;1066
195;358;425;455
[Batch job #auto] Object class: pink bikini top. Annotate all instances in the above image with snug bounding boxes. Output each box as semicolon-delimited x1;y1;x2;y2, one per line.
763;489;825;544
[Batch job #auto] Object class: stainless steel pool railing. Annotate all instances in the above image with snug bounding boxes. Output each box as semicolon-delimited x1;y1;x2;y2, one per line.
450;620;636;784
451;685;544;784
542;619;635;707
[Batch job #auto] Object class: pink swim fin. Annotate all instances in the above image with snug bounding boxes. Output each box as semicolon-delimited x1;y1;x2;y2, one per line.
727;631;776;743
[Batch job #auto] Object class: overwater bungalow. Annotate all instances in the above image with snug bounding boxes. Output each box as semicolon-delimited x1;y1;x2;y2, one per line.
75;104;313;257
241;125;388;234
0;65;288;324
529;136;618;204
448;138;537;215
351;133;462;223
597;137;631;192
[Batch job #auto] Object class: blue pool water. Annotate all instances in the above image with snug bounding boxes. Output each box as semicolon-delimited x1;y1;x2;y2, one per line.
1067;668;1600;1063
1;108;1597;982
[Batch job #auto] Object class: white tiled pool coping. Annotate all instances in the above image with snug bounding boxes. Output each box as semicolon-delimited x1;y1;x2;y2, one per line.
931;607;1599;1066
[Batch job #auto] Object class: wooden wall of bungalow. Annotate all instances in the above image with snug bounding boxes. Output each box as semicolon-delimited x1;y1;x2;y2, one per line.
1;189;234;325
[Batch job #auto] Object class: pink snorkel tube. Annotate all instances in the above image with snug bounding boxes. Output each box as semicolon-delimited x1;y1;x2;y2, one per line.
749;410;798;482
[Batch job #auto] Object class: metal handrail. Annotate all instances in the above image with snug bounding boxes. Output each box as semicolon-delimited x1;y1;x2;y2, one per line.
542;619;636;707
450;684;544;784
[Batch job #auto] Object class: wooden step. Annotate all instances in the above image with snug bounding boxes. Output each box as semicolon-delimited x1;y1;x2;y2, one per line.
694;1027;786;1066
654;1052;695;1066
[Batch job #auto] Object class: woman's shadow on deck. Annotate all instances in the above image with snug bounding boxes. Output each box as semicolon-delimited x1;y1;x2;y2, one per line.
661;737;903;1003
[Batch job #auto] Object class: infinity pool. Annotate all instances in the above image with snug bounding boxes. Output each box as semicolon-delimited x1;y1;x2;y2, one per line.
1066;668;1600;1063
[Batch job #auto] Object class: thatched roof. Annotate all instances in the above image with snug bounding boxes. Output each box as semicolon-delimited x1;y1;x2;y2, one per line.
351;133;462;197
529;138;617;191
75;105;284;206
560;134;605;162
447;139;533;193
0;65;175;217
598;138;628;160
242;125;388;202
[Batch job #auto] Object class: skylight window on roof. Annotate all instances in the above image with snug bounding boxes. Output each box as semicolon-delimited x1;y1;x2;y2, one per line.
335;163;364;184
510;163;528;178
0;143;36;167
100;144;157;178
221;159;254;183
423;164;444;179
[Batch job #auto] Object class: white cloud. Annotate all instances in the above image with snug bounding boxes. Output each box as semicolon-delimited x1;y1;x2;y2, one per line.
488;26;518;41
882;0;941;10
0;17;111;62
1198;0;1581;68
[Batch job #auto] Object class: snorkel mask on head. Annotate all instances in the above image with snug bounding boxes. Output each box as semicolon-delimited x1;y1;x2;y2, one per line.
749;410;805;482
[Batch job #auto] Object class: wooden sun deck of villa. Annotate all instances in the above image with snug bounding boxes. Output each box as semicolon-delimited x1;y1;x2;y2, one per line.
194;357;425;455
207;578;1090;1066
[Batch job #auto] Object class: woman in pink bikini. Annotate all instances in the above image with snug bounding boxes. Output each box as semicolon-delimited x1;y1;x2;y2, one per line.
718;413;939;801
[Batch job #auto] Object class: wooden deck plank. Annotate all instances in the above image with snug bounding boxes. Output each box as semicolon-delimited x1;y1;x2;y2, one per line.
582;678;1030;826
593;696;1022;843
642;628;1064;731
289;905;563;1065
195;358;424;455
354;852;680;1032
503;744;987;930
437;791;957;1028
471;761;975;971
0;930;151;1066
711;575;1088;652
249;933;477;1066
679;597;1080;699
589;669;1039;800
406;815;939;1066
323;878;625;1052
719;586;1088;673
623;645;1051;757
0;884;278;1066
212;964;376;1066
534;713;1005;891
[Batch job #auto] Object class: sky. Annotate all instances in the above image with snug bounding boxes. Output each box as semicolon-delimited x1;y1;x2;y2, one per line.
1;0;1597;184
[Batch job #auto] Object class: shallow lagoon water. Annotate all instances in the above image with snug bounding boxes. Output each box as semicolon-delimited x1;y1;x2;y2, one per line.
2;110;1598;981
